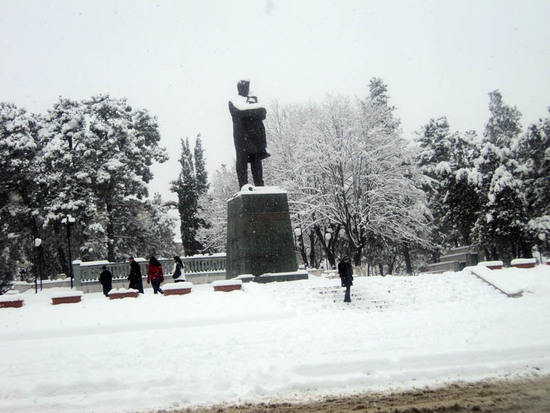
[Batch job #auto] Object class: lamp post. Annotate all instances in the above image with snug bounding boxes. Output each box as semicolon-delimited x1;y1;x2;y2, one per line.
294;227;307;267
293;227;301;261
33;238;42;293
61;215;76;288
324;231;332;270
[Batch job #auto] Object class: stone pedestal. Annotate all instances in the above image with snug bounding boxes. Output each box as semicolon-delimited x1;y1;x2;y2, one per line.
226;187;298;279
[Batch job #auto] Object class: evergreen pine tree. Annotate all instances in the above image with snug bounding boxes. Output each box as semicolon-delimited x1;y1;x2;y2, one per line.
516;110;550;254
416;117;479;252
0;103;41;286
40;95;169;262
194;135;209;194
171;136;209;256
472;90;530;261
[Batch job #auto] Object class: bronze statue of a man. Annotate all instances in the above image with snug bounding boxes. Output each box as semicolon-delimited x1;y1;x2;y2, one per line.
228;80;270;189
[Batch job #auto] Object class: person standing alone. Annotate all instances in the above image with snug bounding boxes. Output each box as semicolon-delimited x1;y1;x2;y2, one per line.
338;256;354;303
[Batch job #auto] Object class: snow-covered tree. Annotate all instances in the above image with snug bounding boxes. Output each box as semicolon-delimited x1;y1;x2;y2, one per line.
171;135;209;255
416;117;480;255
0;103;41;286
40;95;169;262
516;109;550;255
265;81;431;272
471;91;531;261
196;164;237;253
119;194;177;258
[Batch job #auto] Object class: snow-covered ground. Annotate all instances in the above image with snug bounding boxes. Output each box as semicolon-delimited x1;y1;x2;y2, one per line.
1;265;550;413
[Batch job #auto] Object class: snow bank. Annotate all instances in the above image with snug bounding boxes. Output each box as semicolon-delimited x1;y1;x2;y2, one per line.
212;279;243;287
0;293;23;302
108;287;139;294
50;291;83;299
478;260;504;267
1;268;550;413
511;258;537;265
236;185;287;195
468;265;524;297
163;282;193;290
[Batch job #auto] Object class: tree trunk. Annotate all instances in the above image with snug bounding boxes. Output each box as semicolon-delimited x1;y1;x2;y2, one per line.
403;246;413;274
308;231;316;268
352;249;362;268
106;201;116;262
387;259;394;275
314;225;337;269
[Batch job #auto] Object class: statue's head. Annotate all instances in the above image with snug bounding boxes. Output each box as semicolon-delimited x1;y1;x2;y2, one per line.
237;79;250;97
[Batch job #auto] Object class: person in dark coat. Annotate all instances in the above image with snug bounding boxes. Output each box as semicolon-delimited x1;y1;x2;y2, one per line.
128;257;144;293
98;265;113;297
338;256;354;303
228;79;270;189
147;256;164;294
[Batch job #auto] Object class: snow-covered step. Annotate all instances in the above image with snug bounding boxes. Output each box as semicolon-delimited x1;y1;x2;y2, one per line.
468;266;523;298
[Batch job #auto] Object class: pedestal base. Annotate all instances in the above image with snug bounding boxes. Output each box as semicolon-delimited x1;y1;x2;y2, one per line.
226;187;298;280
253;270;309;283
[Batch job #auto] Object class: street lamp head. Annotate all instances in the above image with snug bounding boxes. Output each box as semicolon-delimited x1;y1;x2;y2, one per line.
62;215;76;224
34;238;42;247
294;227;302;237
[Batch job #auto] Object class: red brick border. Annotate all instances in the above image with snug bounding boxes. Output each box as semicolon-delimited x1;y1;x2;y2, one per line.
164;288;192;296
214;284;242;292
512;262;536;269
109;291;139;299
478;261;504;270
0;299;23;308
52;295;82;305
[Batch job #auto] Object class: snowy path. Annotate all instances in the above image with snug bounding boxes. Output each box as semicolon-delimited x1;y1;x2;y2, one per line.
1;267;549;413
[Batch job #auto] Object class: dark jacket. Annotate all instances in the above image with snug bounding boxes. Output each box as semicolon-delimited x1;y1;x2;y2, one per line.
128;261;144;293
338;259;354;287
99;269;112;286
129;261;141;282
173;262;183;279
228;98;269;160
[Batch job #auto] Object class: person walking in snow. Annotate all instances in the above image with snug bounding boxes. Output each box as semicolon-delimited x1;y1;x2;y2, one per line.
98;265;113;297
147;256;164;294
128;257;144;293
171;256;186;283
338;256;354;303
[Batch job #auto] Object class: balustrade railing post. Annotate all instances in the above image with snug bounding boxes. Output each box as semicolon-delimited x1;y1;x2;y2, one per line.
72;261;82;287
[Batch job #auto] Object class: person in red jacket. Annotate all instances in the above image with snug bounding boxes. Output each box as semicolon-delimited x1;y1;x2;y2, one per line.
147;256;164;294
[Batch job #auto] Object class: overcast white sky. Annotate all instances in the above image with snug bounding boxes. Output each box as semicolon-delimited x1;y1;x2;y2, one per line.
1;0;549;202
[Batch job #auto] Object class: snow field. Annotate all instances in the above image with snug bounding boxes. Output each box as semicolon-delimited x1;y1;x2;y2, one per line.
1;266;549;413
